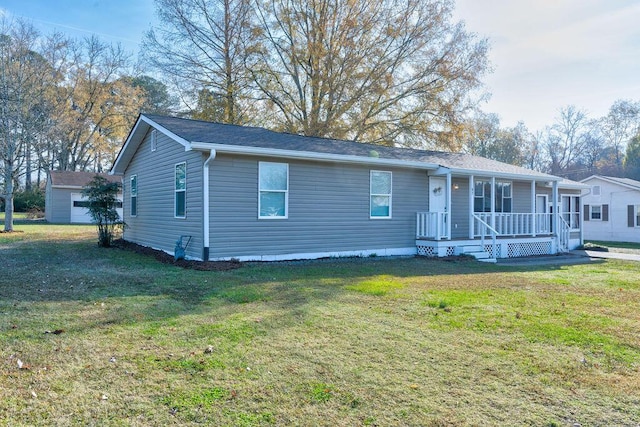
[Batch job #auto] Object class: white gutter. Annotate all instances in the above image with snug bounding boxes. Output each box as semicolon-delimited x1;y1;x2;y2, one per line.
202;149;217;260
190;142;440;170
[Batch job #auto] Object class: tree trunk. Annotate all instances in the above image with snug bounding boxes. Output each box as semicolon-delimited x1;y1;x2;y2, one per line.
3;161;14;232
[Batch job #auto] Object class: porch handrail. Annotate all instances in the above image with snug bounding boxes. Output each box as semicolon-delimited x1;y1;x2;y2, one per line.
558;216;571;253
416;212;448;240
474;212;553;237
473;214;498;259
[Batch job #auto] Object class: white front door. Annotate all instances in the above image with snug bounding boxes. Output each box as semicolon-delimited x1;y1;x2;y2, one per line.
429;177;447;238
535;194;550;234
429;177;447;213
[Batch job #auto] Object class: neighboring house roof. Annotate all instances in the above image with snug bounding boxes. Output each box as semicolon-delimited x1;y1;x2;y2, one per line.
112;114;567;183
580;175;640;191
49;171;122;189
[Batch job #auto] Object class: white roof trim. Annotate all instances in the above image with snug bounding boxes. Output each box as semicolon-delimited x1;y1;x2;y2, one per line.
190;142;441;170
111;115;192;175
432;166;559;182
580;175;640;191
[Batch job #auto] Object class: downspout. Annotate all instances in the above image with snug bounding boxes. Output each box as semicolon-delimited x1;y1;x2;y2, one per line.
202;149;217;260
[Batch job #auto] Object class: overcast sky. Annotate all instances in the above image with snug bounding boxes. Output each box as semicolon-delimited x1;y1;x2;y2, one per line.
1;0;639;133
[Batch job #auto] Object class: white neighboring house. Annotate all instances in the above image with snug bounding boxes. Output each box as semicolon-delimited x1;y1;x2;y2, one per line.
45;171;123;224
580;175;640;243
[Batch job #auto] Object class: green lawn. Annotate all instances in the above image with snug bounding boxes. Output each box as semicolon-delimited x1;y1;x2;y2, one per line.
1;225;640;426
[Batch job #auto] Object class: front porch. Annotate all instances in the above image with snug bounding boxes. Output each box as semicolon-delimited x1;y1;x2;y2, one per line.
416;211;571;261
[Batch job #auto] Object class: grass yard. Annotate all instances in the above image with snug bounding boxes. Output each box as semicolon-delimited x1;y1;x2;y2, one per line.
1;225;640;426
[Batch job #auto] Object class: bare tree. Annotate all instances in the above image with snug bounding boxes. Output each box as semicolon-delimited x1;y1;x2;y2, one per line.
0;20;56;231
250;0;489;148
143;0;255;123
600;99;640;173
49;36;143;172
543;106;591;176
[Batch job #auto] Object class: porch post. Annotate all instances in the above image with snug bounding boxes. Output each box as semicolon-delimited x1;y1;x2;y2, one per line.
552;180;559;251
469;175;474;239
531;180;536;237
490;177;496;230
446;172;452;240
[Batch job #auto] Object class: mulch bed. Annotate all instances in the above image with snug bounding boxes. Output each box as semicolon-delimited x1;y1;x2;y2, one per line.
112;239;242;271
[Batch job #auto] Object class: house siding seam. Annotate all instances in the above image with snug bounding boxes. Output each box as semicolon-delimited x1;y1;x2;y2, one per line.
123;129;204;259
208;154;428;258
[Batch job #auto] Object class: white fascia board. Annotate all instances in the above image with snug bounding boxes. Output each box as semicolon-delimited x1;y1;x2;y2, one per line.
583;175;640;191
111;115;192;175
190;142;440;170
436;167;560;182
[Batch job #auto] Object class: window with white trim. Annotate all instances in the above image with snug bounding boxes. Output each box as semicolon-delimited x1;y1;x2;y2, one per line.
473;179;512;212
259;162;288;218
590;204;602;220
636;205;640;227
561;195;580;230
175;162;186;218
130;175;137;217
370;171;392;218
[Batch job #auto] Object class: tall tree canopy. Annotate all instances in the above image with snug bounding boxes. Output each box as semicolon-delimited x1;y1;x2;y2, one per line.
143;0;256;124
144;0;489;148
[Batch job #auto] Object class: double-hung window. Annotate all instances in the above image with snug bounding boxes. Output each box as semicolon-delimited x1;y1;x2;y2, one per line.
495;181;512;213
473;180;512;213
130;175;137;217
370;171;392;218
175;162;186;218
590;205;602;220
259;162;288;218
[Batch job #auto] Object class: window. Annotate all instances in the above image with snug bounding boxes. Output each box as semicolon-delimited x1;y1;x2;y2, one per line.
259;162;288;218
473;180;511;212
130;175;137;217
151;130;157;152
561;195;580;229
590;205;602;220
474;180;491;212
74;200;122;209
495;181;512;213
175;162;186;218
592;185;600;196
370;171;392;218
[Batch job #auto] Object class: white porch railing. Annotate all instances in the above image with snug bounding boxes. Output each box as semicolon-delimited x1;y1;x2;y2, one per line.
473;214;498;259
473;213;553;237
558;217;571;253
416;212;448;240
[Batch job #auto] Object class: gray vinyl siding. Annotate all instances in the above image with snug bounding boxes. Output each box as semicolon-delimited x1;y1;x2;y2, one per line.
512;181;532;212
123;129;204;259
451;178;469;238
45;187;73;223
208;155;428;258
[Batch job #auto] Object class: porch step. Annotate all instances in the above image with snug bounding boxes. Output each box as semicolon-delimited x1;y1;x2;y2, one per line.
455;245;497;263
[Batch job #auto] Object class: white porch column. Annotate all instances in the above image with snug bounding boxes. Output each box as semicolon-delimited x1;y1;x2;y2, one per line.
446;172;452;240
531;180;536;237
552;180;559;250
490;177;496;230
469;175;474;239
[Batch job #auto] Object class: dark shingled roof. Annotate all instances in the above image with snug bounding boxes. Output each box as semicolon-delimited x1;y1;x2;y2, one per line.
49;171;121;188
145;114;557;180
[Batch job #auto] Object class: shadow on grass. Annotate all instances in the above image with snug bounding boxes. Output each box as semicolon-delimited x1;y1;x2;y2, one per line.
0;228;609;330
